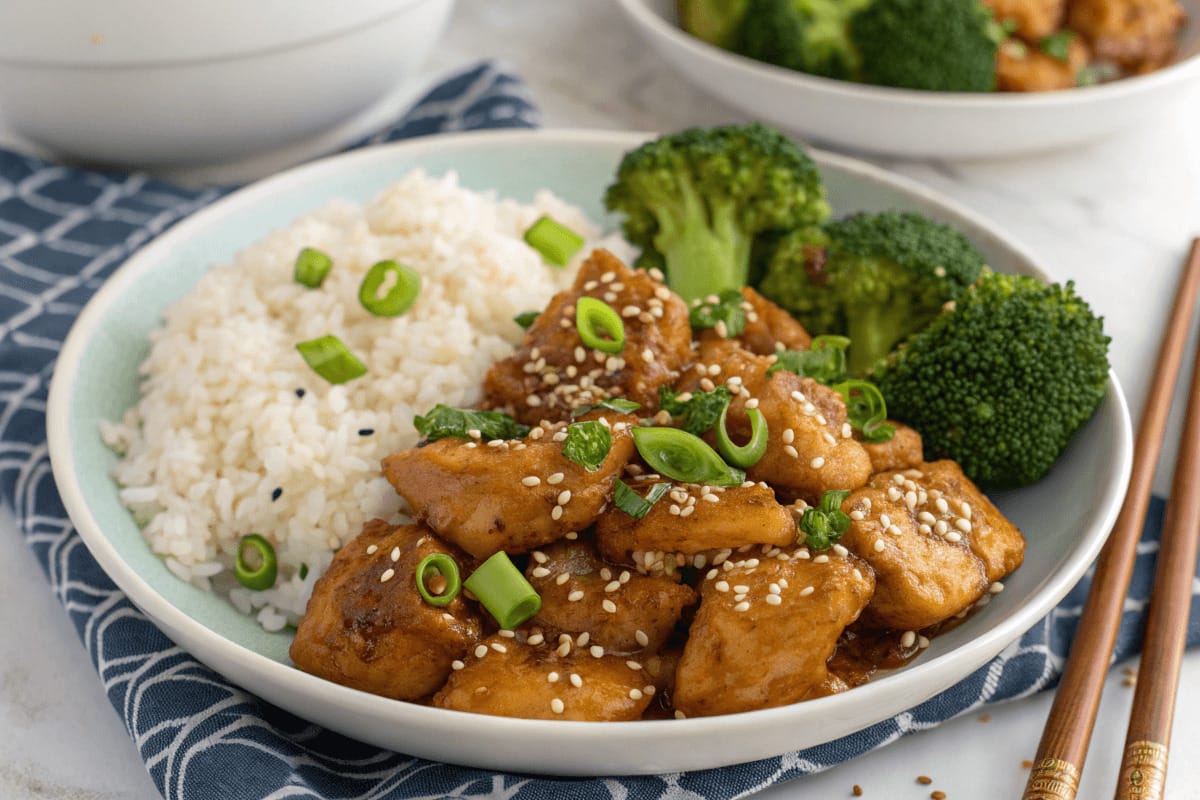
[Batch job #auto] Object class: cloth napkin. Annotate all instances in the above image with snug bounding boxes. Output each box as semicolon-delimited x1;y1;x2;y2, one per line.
1;60;1197;800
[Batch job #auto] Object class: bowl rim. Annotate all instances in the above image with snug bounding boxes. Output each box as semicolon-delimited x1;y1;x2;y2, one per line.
44;127;1135;772
617;0;1200;109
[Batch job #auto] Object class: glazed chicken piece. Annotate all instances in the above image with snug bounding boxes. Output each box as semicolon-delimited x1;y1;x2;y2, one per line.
484;249;692;425
594;477;797;569
382;413;636;560
858;421;924;474
525;539;697;654
997;36;1092;91
673;544;875;717
981;0;1065;38
290;521;482;701
432;633;656;721
1068;0;1184;71
839;461;1026;632
698;287;812;356
676;339;872;501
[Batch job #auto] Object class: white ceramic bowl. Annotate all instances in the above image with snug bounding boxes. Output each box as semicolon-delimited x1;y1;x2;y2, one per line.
0;0;455;169
617;0;1200;159
46;130;1133;775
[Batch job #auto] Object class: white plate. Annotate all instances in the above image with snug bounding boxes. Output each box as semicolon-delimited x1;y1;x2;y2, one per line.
617;0;1200;159
46;129;1133;775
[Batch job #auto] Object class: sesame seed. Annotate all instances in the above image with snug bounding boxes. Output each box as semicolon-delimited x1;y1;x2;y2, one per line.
555;573;570;586
568;590;585;602
853;568;864;581
936;498;949;514
887;525;902;536
919;524;932;536
905;491;918;509
531;566;551;578
569;673;583;688
558;489;572;505
522;476;541;487
782;428;795;444
551;506;564;521
733;601;750;612
945;531;963;543
799;586;815;597
590;645;605;658
547;671;560;683
961;502;973;519
784;445;800;458
812;554;829;564
842;423;853;438
642;348;655;363
635;630;649;647
474;645;488;658
850;510;865;521
918;636;931;648
547;472;565;485
935;520;949;535
790;390;805;402
602;599;617;613
811;456;826;469
629;688;644;700
366;545;378;555
380;568;395;583
532;550;548;564
680;506;695;517
765;594;782;606
620;570;631;583
601;271;616;283
556;642;571;657
832;544;849;557
888;487;902;501
919;511;936;525
528;633;545;645
880;513;892;528
901;630;916;648
715;581;730;592
491;642;507;653
451;660;465;670
874;539;885;552
989;581;1005;594
955;518;973;533
700;377;716;392
551;698;565;714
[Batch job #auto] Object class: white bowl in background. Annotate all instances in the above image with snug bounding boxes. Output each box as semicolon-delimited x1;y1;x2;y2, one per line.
616;0;1200;159
0;0;455;169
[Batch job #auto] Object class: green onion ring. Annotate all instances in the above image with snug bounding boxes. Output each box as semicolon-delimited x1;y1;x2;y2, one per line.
295;334;368;384
234;534;277;591
358;260;421;317
523;215;585;267
463;551;542;629
576;296;625;354
415;553;462;607
631;426;746;487
294;247;333;288
714;404;769;468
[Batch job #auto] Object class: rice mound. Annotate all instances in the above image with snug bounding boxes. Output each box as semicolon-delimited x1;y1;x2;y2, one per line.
102;170;624;631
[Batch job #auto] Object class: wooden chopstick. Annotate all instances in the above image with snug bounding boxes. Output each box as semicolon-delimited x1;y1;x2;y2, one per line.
1112;258;1200;799
1022;239;1200;800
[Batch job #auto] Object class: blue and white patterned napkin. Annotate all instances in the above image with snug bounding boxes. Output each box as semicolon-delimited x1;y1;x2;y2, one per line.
0;60;1197;800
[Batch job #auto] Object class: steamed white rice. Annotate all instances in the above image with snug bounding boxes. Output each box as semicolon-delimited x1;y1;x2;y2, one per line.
101;170;628;631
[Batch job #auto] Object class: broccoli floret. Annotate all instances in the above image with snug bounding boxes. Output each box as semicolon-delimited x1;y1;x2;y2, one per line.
873;271;1111;489
758;211;985;375
849;0;1000;91
735;0;872;79
604;123;829;304
678;0;750;50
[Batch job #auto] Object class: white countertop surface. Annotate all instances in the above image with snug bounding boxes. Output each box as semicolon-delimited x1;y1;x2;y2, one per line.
3;2;1200;798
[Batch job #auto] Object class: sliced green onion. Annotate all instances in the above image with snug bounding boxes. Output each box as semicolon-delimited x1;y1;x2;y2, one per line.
296;335;368;384
576;296;625;354
562;420;613;471
799;489;852;552
614;479;672;520
832;379;896;443
415;553;462;607
631;426;746;487
358;260;420;317
514;310;540;330
294;247;332;288
463;551;542;629
414;404;529;442
689;289;747;338
767;335;851;383
524;215;585;267
571;398;641;418
235;534;277;590
1040;30;1073;62
298;563;309;581
658;385;732;436
715;404;769;468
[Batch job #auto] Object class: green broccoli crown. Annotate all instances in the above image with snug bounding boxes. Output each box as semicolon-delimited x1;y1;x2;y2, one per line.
604;123;830;303
678;0;751;50
735;0;872;79
757;211;985;374
874;271;1111;489
849;0;1000;92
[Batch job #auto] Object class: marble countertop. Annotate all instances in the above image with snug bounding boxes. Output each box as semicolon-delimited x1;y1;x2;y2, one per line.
3;2;1200;798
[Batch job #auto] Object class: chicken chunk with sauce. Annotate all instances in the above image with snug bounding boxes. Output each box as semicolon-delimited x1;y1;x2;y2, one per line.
839;461;1025;632
698;287;812;356
484;249;692;424
858;421;923;474
290;521;482;701
982;0;1066;38
673;544;875;717
432;633;656;721
1069;0;1184;71
997;36;1091;91
525;539;697;654
382;413;636;560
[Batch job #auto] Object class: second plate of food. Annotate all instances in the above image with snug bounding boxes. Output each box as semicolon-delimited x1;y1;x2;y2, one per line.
47;128;1132;775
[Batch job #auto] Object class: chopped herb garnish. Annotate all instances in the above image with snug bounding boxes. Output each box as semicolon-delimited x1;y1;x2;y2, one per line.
235;534;278;591
415;553;462;607
576;296;625;354
271;487;283;501
514;310;540;330
767;335;851;383
524;215;585;267
614;479;672;519
832;379;896;443
299;563;309;581
296;334;368;385
659;385;733;436
689;289;747;337
799;490;852;552
714;404;769;468
294;247;332;288
571;398;642;418
631;426;746;487
414;405;529;443
562;420;613;471
463;551;541;629
359;260;421;317
1040;31;1074;62
1077;62;1119;87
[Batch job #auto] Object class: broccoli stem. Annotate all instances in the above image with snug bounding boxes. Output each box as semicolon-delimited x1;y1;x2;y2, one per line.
845;302;915;376
651;177;751;303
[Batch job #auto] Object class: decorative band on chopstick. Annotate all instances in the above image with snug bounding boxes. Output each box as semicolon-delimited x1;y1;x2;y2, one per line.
1023;757;1080;800
1115;741;1168;800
